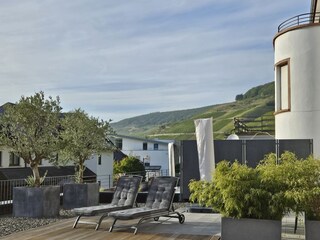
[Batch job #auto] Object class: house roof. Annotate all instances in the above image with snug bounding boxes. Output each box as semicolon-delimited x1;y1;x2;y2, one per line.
113;149;127;162
145;165;162;171
110;134;174;145
0;102;15;114
0;166;96;180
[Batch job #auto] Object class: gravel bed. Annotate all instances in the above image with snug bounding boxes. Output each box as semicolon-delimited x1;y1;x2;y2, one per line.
0;210;76;237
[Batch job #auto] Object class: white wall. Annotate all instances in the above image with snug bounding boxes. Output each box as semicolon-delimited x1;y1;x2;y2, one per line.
0;147;24;167
120;137;171;171
274;25;320;157
85;152;114;189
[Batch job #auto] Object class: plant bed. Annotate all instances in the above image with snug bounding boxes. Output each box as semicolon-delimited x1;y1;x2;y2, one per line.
221;217;281;240
63;182;99;210
13;186;60;218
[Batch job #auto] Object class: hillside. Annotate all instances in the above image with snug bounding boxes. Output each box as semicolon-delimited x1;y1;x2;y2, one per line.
111;82;275;140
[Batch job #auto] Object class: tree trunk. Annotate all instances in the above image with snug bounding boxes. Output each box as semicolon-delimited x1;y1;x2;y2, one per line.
31;164;41;187
79;161;84;184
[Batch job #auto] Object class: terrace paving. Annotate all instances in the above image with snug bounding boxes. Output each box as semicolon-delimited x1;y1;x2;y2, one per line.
0;209;305;240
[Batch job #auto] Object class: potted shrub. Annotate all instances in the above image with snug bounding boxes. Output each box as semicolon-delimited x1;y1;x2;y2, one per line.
189;153;291;240
0;92;62;218
300;158;320;240
59;108;114;209
304;188;320;240
278;154;320;240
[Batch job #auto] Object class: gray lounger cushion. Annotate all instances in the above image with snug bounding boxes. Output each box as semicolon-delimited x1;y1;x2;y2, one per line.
72;175;142;216
108;207;167;220
108;176;177;220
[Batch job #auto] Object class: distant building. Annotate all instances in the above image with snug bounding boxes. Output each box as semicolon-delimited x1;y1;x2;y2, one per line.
274;1;320;156
110;135;174;173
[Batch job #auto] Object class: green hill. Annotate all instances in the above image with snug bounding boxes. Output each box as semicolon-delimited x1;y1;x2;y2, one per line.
111;82;275;140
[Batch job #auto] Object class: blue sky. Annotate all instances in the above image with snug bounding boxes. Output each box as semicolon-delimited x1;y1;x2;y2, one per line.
0;0;310;122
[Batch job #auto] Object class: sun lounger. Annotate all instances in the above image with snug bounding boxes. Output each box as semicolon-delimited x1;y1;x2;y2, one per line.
72;175;142;230
108;176;185;234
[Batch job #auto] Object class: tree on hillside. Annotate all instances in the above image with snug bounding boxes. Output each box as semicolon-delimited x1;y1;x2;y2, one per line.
59;108;114;183
235;94;244;101
0;92;62;187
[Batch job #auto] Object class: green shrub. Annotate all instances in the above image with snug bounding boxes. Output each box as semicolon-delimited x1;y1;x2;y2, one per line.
189;151;320;221
25;171;48;187
259;152;320;220
190;160;288;220
113;156;146;180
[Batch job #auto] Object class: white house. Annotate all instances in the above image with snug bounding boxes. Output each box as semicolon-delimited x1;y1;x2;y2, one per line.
110;135;174;173
274;0;320;156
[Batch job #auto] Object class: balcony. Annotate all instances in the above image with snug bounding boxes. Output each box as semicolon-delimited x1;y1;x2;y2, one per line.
278;12;320;32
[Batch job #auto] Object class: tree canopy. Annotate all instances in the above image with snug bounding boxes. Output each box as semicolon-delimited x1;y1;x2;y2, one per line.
59;108;114;183
0;92;62;187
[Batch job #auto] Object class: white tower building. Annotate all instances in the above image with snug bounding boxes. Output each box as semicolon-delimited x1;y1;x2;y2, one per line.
274;1;320;157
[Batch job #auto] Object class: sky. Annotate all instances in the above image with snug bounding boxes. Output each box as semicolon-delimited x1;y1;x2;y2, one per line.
0;0;311;122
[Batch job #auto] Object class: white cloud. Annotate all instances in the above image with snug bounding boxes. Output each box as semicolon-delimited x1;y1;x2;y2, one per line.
0;0;311;121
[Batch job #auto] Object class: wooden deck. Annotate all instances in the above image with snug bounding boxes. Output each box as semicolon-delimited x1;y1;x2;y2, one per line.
0;213;220;240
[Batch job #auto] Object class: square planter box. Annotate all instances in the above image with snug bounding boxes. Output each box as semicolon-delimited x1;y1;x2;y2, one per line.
63;183;99;210
13;186;60;218
221;217;281;240
305;219;320;240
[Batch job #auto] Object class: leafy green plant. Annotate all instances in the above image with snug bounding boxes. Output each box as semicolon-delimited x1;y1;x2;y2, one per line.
25;171;48;187
189;157;288;220
190;151;320;221
259;152;320;220
113;156;145;180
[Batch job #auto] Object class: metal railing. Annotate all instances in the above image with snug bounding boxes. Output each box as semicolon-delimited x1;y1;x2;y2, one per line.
0;169;171;215
278;12;320;32
233;116;275;135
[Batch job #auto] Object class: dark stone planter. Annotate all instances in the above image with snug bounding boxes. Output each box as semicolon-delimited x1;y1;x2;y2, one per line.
305;219;320;240
13;186;60;218
63;183;99;210
221;217;281;240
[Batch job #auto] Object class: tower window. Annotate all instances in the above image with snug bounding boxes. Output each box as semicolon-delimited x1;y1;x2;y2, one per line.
275;58;291;113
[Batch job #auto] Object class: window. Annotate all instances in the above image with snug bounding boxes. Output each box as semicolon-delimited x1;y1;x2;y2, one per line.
9;152;20;166
98;155;102;165
275;58;291;113
154;143;159;150
115;138;123;150
143;142;148;150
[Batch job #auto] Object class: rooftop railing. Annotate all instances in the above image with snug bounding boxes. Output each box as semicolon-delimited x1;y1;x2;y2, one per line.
278;12;320;32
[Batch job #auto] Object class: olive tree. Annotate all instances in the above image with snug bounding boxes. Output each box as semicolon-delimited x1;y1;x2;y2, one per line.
59;108;114;183
0;92;62;187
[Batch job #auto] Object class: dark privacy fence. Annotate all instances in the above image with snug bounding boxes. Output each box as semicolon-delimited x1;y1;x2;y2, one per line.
180;139;313;201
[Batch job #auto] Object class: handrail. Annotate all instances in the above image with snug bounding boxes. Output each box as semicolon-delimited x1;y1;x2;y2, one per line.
278;12;320;32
